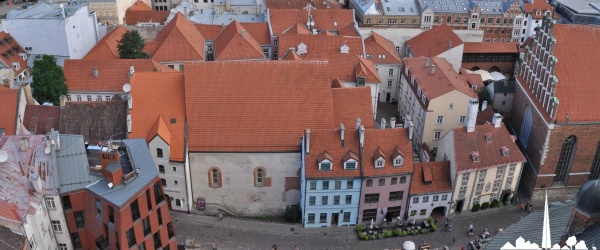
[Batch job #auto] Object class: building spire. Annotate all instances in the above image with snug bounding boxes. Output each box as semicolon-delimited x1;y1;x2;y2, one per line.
541;190;551;249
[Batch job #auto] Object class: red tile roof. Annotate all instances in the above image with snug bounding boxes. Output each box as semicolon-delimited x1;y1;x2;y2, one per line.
403;57;477;101
317;151;334;162
331;78;344;88
269;9;355;35
458;69;485;90
64;59;174;92
552;24;600;122
0;32;27;75
184;61;335;152
84;26;129;60
337;22;360;37
332;87;374;129
281;49;302;60
124;10;169;25
277;34;363;57
129;72;186;161
302;52;380;83
523;0;553;19
214;20;265;60
283;23;311;35
452;123;526;173
305;127;362;179
23;105;60;135
405;24;463;58
128;1;152;11
363;128;414;177
265;0;342;9
476;106;495;125
410;161;452;194
365;32;401;64
148;13;205;62
195;24;225;40
240;22;271;45
463;42;519;54
0;86;19;135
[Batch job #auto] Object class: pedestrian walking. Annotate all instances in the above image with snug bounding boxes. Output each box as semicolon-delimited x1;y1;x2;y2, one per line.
514;197;519;205
272;244;278;250
294;244;299;250
520;216;523;221
449;224;453;232
484;226;488;233
445;221;449;231
461;245;465;250
218;212;223;221
529;204;533;213
521;203;525;212
435;216;439;224
452;236;456;245
469;223;474;236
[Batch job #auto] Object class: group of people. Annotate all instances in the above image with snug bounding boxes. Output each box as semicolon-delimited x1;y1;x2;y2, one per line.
520;202;533;212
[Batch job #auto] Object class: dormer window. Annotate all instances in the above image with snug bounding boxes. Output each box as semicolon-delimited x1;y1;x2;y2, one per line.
319;161;332;170
374;148;385;168
12;62;19;70
344;160;357;170
393;157;403;167
318;151;333;170
485;133;493;142
375;158;385;168
471;151;480;162
343;151;359;170
297;42;307;55
391;146;404;167
339;43;349;54
356;77;366;87
501;146;510;156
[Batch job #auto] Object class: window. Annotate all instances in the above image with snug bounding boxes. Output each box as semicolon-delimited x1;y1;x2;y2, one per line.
475;182;483;195
161;178;167;187
309;196;316;205
96;199;102;217
410;210;417;216
66;95;72;101
62;195;72;210
167;222;175;239
157;208;163;226
334;195;340;205
210;168;221;188
347;180;353;189
442;194;448;200
459;186;467;198
375;160;384;168
496;166;505;178
74;211;85;228
109;206;114;224
433;195;439;201
139;243;146;250
345;195;352;204
505;178;513;188
106;95;111;101
307;213;315;223
310;181;317;190
591;142;600;180
157;148;163;158
143;217;151;236
362;209;377;222
378;179;385;186
97;95;102;101
391;177;398;185
320;213;327;223
436;116;443;124
159;165;165;173
400;176;406;184
321;196;328;205
389;191;404;201
153;232;162;249
345;161;357;170
322;181;329;190
462;173;469;184
413;197;419;203
59;244;67;250
146;190;152;211
87;95;92;101
394;157;403;166
479;169;487;181
319;162;332;170
45;197;56;209
434;131;441;139
76;95;82;101
366;19;371;24
421;196;428;202
71;232;82;248
131;200;140;221
335;181;341;189
460;116;466;123
364;193;380;203
52;221;62;232
493;179;502;192
555;135;577;184
389;69;394;76
473;196;480;205
176;199;181;206
420;209;427;215
255;168;265;187
343;212;351;222
366;179;373;187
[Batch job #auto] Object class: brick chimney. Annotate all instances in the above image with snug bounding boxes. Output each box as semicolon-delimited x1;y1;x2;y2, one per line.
100;151;120;173
105;162;123;188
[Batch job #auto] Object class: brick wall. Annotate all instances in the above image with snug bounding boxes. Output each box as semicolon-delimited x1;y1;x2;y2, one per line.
461;61;515;74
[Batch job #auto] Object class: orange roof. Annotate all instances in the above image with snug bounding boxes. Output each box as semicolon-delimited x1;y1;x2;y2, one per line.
129;72;185;161
0;86;19;135
405;24;463;57
281;49;302;60
305;128;362;179
452;124;526;173
128;1;152;11
302;53;380;83
84;26;129;60
337;22;360;37
332;87;374;129
463;42;519;54
364;32;401;64
195;24;224;40
552;24;600;123
283;23;311;35
265;0;342;9
269;9;355;35
23;105;60;135
149;13;205;62
0;32;27;75
523;0;553;19
184;61;335;152
64;59;174;92
0;199;21;223
458;70;484;89
214;20;264;60
278;34;363;57
410;161;452;194
331;78;344;88
363;128;414;177
124;10;169;25
403;57;477;103
240;22;271;45
476;105;495;125
317;151;334;162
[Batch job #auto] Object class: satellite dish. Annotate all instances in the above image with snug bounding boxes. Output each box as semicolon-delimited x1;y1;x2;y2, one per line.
102;147;109;152
0;151;7;163
123;83;131;93
108;182;114;188
44;147;51;155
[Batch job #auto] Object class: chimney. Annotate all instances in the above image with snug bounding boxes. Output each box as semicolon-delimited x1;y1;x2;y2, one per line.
493;113;502;128
305;128;310;154
59;95;67;106
359;125;365;149
242;30;247;38
390;117;396;128
1;19;7;34
184;7;188;18
105;162;123;188
380;118;386;129
100;151;120;171
340;123;345;148
60;4;66;18
408;121;414;140
129;66;135;76
356;118;361;129
29;174;43;193
92;67;98;78
481;100;488;111
430;64;436;75
425;57;430;67
466;98;479;133
448;40;453;50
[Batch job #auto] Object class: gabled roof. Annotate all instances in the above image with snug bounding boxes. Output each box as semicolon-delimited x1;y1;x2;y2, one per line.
240;22;271;44
64;59;174;92
373;147;386;160
184;61;335;152
277;34;363;57
265;0;342;9
410;161;452;194
405;23;463;57
59;100;128;143
148;13;205;62
476;105;495;125
128;1;152;11
0;32;27;75
23;104;60;135
195;24;224;40
523;0;553;18
84;26;129;60
124;10;169;26
463;42;519;54
0;86;19;135
214;20;265;60
342;150;359;162
337;22;360;37
363;128;414;177
281;49;302;60
317;151;334;162
403;57;477;100
269;9;355;35
302;53;380;83
331;85;375;129
458;70;485;89
331;78;345;88
391;146;404;159
283;23;311;35
305;128;362;179
364;32;402;64
56;134;101;194
452;123;526;173
129;72;185;161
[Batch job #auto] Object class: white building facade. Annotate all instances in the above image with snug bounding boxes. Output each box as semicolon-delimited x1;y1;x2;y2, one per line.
407;191;452;221
148;136;189;212
44;195;73;250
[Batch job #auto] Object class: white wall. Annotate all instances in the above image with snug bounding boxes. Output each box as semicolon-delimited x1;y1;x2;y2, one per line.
407;192;452;221
65;6;99;59
149;137;188;212
376;63;402;104
23;201;59;250
435;130;456;185
46;195;73;250
66;92;123;102
437;44;464;72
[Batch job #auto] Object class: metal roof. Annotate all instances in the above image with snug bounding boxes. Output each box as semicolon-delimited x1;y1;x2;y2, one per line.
556;0;600;15
382;0;422;16
351;0;380;15
417;0;470;13
85;139;158;208
166;0;265;25
576;221;600;247
9;2;87;19
56;134;101;194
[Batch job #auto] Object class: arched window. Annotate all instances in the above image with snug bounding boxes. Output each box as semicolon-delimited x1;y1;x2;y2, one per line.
208;168;222;188
254;167;266;187
554;135;577;184
391;177;398;185
590;141;600;180
400;176;407;184
520;107;532;149
158;165;165;174
157;148;163;158
160;178;167;187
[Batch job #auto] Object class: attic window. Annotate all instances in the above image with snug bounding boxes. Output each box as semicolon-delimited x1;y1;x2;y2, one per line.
170;118;176;124
356;77;366;87
471;151;480;162
12;62;19;70
319;161;332;171
393;157;403;166
501;146;510;156
297;42;307;55
485;133;493;142
339;43;349;54
344;160;357;170
375;159;385;168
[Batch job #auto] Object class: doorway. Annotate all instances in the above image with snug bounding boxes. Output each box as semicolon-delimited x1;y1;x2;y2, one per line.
431;206;447;218
456;200;464;213
386;93;391;102
165;195;172;210
501;190;511;204
331;213;339;226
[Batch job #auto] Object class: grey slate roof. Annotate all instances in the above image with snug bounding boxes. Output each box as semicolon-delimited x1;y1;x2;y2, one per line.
576;222;600;248
417;0;470;13
493;80;515;94
56;134;101;194
86;139;158;208
484;202;575;249
382;0;422;16
9;2;86;19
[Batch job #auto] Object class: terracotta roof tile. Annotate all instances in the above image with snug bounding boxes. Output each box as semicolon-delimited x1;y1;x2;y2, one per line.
365;32;401;64
0;32;27;75
523;0;553;19
463;42;519;54
214;20;265;60
281;49;302;60
265;0;342;9
195;24;224;40
124;10;169;25
23;105;60;135
373;147;386;160
317;151;334;162
403;57;477;100
452;123;526;173
337;22;360;37
305;128;362;179
283;23;311;35
331;78;344;88
146;115;171;144
458;70;485;89
410;161;452;194
278;34;363;57
269;9;355;35
342;150;358;162
64;59;174;92
405;24;463;58
362;128;414;177
0;86;19;135
128;0;152;11
302;53;380;83
240;22;271;44
84;26;129;60
331;86;374;129
59;100;128;142
184;61;335;152
391;146;403;159
129;72;185;161
476;106;495;125
149;13;205;62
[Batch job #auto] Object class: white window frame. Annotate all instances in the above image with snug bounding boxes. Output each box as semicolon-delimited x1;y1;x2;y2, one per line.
375;158;385;168
319;160;332;171
436;115;444;124
45;197;56;209
344;160;357;170
52;221;62;232
393;157;403;167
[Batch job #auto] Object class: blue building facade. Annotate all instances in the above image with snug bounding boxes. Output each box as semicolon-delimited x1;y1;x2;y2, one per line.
301;179;362;228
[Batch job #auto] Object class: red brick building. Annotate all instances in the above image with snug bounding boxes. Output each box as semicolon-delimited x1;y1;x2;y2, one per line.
60;139;176;249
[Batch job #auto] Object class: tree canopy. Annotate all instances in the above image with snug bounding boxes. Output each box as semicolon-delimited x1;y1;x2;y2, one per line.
32;55;67;105
117;30;147;59
477;87;492;106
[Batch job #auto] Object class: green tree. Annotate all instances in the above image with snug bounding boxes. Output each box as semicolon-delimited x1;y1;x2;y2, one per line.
32;55;67;105
477;87;492;106
117;30;147;59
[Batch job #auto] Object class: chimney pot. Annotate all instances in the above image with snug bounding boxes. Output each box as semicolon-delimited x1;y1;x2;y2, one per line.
305;128;311;154
359;125;365;148
93;67;98;78
340;123;345;147
356;118;361;129
380;118;386;129
425;58;430;67
493;113;502;128
390;117;396;128
242;30;247;38
430;64;436;75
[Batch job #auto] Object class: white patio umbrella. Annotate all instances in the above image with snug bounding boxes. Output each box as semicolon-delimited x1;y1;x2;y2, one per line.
370;218;374;229
403;241;416;250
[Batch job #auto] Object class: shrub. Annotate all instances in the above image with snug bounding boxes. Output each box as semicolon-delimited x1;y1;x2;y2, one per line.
284;206;302;223
384;230;393;238
428;216;434;225
358;232;365;240
421;229;429;234
491;199;501;208
394;229;402;236
356;224;363;232
472;203;481;212
403;231;409;236
378;234;384;240
431;224;437;232
481;202;490;210
411;229;419;235
370;235;377;240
